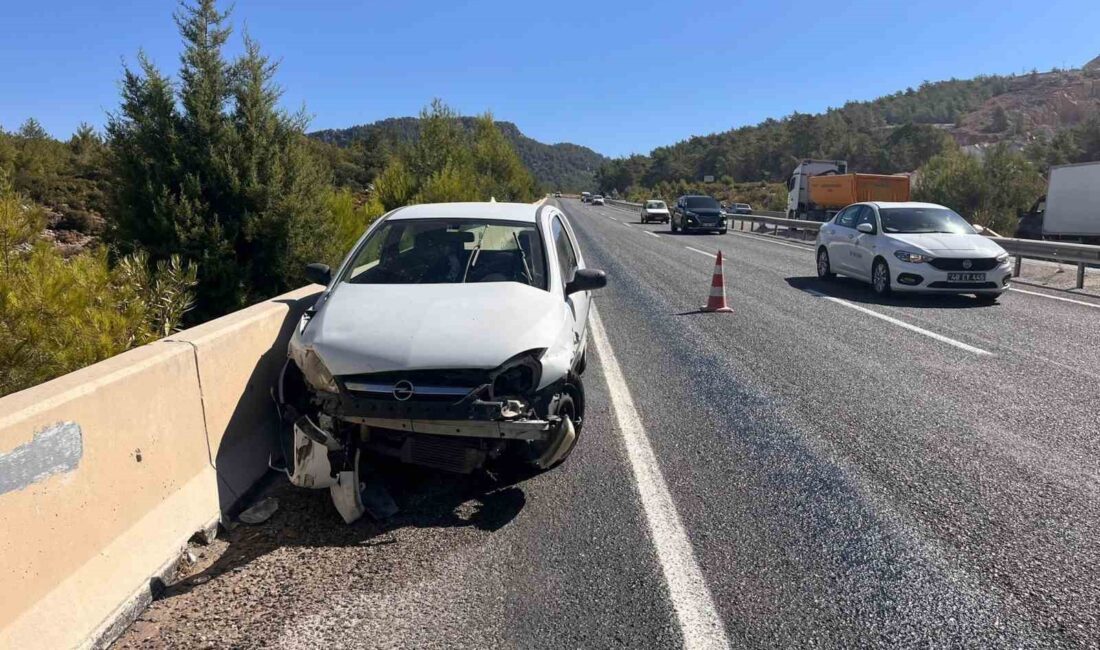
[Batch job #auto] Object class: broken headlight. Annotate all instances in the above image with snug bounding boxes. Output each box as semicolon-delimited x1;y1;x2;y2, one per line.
490;349;544;398
299;348;339;393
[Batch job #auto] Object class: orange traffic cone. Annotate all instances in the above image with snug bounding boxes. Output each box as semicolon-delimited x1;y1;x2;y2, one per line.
702;250;734;313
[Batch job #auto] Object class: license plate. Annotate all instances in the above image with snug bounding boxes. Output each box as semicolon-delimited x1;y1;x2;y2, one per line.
947;272;986;282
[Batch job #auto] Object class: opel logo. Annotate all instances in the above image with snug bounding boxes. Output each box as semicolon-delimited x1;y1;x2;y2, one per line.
962;259;973;270
392;380;414;401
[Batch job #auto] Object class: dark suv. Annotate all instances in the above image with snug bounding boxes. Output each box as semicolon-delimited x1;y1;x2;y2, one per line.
672;195;727;234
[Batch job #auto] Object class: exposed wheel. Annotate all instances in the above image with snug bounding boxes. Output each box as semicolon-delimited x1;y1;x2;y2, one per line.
817;248;835;279
719;229;728;235
872;258;892;296
527;381;584;470
671;219;679;233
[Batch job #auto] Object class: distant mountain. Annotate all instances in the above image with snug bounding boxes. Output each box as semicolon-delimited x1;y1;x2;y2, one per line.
311;118;607;192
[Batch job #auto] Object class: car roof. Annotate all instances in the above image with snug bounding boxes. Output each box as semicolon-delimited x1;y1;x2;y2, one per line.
387;201;542;223
865;201;947;210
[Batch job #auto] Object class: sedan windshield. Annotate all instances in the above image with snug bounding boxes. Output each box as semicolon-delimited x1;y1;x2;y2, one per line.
685;197;720;210
341;219;548;289
879;207;975;234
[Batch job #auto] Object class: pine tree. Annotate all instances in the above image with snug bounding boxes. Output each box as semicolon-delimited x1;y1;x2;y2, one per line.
107;0;338;319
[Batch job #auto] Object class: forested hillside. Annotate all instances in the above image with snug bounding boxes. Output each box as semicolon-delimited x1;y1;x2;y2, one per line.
597;57;1100;229
312;118;607;192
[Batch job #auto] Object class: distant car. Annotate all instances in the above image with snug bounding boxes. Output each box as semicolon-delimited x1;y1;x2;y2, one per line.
592;195;605;206
671;195;727;234
640;200;670;223
554;192;562;198
279;201;607;523
581;192;591;203
730;203;752;215
815;201;1011;303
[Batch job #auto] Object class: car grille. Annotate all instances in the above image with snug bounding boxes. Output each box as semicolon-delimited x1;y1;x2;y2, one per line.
928;257;999;271
340;368;489;401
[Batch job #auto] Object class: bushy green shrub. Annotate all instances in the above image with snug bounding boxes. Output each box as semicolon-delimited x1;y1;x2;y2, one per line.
0;191;197;396
914;144;1044;233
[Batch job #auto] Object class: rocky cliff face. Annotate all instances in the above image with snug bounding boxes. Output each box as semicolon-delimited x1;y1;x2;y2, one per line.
951;66;1100;145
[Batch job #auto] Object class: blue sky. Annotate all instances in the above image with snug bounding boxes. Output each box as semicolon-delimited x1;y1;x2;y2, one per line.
2;0;1099;158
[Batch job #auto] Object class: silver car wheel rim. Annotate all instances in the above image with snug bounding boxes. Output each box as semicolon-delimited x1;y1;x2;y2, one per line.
874;265;887;292
818;252;828;275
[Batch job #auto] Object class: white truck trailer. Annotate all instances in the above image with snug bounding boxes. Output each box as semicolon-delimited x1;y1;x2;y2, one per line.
1016;161;1100;244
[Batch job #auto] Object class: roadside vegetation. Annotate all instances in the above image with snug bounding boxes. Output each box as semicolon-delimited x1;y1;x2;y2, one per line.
0;0;538;397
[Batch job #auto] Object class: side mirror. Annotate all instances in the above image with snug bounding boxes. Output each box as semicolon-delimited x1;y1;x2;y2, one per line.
856;222;875;234
566;268;607;295
305;262;333;286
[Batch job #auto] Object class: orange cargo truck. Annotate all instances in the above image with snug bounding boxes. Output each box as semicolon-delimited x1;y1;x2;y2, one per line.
807;173;910;218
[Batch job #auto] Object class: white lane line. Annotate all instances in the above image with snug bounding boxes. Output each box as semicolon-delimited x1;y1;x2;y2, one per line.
645;231;661;238
589;309;731;650
804;289;991;356
1009;287;1100;310
685;246;717;259
726;231;814;252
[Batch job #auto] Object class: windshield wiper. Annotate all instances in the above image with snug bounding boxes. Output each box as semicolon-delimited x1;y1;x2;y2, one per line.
461;231;484;283
512;231;534;285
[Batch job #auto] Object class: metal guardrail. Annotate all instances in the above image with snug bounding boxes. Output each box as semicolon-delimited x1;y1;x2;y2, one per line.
990;237;1100;289
606;198;1098;288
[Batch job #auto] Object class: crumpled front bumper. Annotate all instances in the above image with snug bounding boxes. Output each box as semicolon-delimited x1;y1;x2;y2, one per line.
322;385;557;441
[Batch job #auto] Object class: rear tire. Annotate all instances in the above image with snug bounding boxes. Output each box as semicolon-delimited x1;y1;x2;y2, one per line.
872;259;892;296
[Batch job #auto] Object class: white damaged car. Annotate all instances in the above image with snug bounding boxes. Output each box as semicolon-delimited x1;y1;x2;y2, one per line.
277;202;606;522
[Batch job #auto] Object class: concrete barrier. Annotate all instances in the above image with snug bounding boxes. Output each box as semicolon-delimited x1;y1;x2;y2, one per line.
0;285;320;649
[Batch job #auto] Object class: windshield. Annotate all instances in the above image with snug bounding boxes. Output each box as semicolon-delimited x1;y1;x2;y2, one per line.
341;219;548;289
646;201;666;209
879;207;975;234
685;197;720;210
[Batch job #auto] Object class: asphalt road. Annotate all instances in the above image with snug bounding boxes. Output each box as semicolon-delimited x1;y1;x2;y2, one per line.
115;198;1100;649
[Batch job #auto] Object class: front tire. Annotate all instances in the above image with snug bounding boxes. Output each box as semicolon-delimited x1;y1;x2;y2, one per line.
872;259;892;296
817;248;835;279
671;219;679;233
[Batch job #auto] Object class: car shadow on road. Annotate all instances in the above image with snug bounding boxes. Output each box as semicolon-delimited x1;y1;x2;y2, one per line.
785;276;998;309
158;464;528;601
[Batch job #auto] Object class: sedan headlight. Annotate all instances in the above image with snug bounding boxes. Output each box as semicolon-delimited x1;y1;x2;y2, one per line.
995;252;1009;264
299;348;339;393
894;250;934;264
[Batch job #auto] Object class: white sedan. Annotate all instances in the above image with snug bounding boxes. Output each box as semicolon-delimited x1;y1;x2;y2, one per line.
815;201;1012;303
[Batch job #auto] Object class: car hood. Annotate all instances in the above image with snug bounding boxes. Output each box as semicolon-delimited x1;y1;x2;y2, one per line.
303;282;566;376
885;233;1005;256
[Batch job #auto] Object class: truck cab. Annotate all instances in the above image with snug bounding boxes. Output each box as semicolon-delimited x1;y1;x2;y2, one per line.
786;159;847;220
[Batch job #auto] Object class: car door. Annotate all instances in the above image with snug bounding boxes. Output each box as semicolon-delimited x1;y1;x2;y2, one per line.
826;206;859;272
851;205;881;280
551;213;589;362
